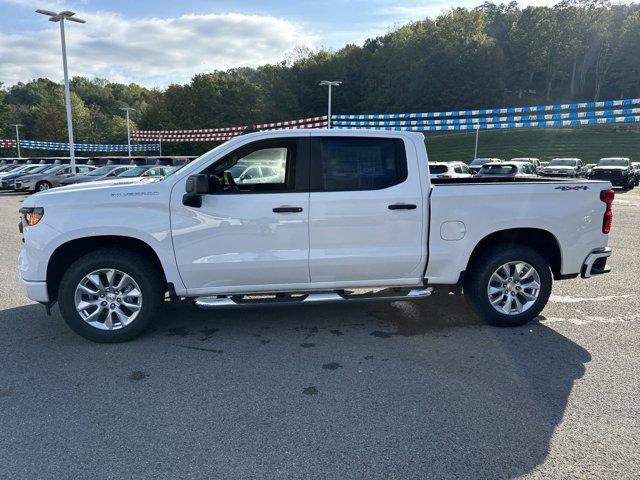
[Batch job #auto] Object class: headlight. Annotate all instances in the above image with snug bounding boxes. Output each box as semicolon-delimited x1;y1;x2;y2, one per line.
19;207;44;226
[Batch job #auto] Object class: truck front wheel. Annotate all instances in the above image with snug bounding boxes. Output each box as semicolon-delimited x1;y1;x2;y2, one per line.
464;245;552;327
58;248;164;342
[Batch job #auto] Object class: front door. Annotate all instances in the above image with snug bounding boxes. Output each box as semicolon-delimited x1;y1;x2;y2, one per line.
171;138;310;295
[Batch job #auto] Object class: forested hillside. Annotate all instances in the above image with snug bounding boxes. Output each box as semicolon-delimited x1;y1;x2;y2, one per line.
1;0;639;156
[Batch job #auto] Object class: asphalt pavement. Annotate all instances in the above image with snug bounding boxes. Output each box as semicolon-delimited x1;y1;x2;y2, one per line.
0;187;638;479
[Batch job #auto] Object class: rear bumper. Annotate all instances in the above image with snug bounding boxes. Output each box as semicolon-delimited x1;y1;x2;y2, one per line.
581;247;612;278
20;277;49;302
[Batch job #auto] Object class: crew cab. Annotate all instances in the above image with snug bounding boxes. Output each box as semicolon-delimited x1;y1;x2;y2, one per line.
587;157;635;190
18;130;614;342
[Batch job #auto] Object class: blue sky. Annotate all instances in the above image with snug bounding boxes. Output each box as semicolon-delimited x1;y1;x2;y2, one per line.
0;0;557;87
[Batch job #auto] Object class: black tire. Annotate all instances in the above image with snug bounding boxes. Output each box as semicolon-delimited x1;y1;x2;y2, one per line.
35;181;52;192
58;248;164;343
464;245;552;327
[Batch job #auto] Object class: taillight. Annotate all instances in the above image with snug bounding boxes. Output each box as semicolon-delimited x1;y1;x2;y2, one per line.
600;189;614;234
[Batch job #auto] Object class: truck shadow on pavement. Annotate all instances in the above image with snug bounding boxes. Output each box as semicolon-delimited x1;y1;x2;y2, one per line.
0;293;590;479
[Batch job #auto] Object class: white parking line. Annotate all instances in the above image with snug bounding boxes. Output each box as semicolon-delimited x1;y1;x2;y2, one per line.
541;314;640;326
550;294;637;304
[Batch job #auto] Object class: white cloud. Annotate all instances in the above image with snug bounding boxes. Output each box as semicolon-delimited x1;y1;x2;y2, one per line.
0;12;316;87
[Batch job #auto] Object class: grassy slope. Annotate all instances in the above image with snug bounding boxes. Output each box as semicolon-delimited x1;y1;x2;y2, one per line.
424;125;640;164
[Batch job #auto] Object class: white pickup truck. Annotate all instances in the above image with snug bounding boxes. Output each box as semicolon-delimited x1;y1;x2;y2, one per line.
18;129;614;342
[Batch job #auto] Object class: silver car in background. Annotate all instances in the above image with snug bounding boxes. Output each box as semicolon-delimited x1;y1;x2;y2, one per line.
14;164;95;192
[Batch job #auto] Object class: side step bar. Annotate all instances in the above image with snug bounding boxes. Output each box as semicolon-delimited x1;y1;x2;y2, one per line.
194;287;433;309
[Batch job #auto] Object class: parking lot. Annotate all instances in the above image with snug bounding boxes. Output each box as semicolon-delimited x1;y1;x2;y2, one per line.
0;188;638;479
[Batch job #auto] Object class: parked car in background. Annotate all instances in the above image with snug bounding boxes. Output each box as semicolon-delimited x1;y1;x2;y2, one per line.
587;157;635;190
631;162;640;186
476;162;537;178
469;157;502;174
115;166;173;179
429;162;472;179
228;163;285;184
0;164;20;173
0;164;37;180
511;157;541;172
59;165;134;186
540;161;549;168
1;165;53;190
538;158;584;178
13;164;96;192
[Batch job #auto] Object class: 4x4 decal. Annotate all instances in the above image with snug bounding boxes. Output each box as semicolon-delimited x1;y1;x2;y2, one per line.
555;185;589;191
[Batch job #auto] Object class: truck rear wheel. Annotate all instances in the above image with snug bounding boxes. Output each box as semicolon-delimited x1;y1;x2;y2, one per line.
464;245;552;327
58;248;164;343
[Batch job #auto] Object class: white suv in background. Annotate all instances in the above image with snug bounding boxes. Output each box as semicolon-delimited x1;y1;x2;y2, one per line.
429;162;472;178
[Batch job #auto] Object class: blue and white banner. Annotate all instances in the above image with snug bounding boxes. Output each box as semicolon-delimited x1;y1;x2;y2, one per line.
335;115;640;132
18;140;159;152
334;98;640;121
334;108;640;127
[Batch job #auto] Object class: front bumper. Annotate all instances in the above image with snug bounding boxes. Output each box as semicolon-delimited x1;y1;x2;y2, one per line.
581;247;612;278
20;277;49;302
13;182;30;192
539;171;576;177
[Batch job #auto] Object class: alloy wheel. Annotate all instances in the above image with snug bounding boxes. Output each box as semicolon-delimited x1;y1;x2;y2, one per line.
74;268;143;330
487;261;541;315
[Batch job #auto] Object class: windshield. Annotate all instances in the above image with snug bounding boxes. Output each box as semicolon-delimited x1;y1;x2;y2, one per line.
480;165;516;175
429;165;448;174
228;164;247;178
27;165;51;174
161;164;185;179
470;158;494;166
598;158;629;167
41;165;62;173
118;166;149;177
86;166;116;176
549;159;578;166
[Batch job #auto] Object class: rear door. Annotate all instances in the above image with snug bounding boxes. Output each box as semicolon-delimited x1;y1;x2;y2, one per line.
308;135;425;285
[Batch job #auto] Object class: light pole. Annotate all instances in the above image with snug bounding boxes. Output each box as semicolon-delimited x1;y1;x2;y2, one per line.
11;124;23;158
474;125;480;159
319;80;341;128
36;9;86;173
121;107;135;157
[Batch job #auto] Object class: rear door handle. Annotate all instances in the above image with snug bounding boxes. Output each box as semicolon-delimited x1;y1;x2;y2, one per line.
388;203;417;210
273;206;303;213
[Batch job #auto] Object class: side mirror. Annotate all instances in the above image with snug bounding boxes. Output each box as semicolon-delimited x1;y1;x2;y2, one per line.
183;174;209;208
185;174;209;194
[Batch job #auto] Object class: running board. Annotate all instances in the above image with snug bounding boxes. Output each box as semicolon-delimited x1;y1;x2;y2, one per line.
194;287;433;309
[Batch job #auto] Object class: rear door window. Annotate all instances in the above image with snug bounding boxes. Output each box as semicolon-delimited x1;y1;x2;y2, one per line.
312;137;407;191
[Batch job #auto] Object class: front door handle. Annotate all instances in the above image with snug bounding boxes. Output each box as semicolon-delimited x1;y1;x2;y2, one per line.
273;206;303;213
388;203;417;210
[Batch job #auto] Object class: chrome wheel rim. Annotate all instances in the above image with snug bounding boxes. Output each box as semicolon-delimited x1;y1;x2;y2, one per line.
74;268;142;330
487;261;541;315
38;183;50;191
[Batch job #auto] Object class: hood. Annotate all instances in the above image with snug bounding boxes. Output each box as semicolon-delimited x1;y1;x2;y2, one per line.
26;176;163;205
592;165;628;171
15;173;45;182
51;176;159;193
2;171;32;181
60;175;99;185
541;165;576;171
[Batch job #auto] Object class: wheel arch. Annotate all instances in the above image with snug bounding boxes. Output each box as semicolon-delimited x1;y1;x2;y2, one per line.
465;228;562;280
47;235;167;302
